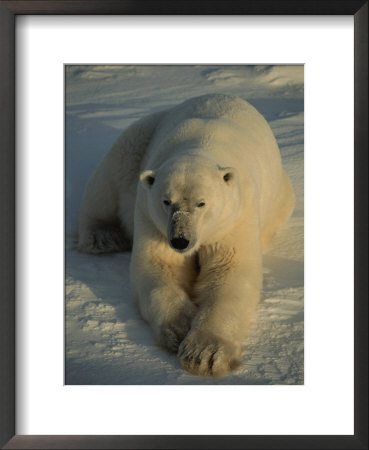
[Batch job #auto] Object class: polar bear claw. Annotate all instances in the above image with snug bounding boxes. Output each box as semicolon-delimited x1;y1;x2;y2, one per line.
178;330;241;377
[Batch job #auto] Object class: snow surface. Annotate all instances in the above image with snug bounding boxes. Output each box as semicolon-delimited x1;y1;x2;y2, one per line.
65;65;304;385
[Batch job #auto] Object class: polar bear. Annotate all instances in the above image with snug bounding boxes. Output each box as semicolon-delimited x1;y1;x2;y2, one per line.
78;94;295;377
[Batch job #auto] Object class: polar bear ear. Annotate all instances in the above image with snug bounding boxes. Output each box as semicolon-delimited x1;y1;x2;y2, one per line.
140;170;156;189
219;167;237;184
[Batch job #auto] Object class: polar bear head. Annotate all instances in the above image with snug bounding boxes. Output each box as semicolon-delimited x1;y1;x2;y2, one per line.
139;156;241;254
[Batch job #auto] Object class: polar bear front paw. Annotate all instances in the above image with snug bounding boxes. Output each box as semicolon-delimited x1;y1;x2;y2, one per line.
178;330;241;377
160;321;191;353
158;302;197;353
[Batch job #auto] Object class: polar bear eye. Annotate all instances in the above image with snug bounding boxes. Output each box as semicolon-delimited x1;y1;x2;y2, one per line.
163;200;171;206
197;202;206;208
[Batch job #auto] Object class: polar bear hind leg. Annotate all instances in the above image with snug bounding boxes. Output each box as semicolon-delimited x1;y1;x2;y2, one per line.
77;154;132;254
78;109;168;254
261;171;295;252
78;219;132;254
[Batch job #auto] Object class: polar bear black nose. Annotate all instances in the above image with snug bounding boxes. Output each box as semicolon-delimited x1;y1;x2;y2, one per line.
171;237;189;250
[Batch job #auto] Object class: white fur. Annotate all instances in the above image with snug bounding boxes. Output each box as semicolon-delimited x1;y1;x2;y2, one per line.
78;94;295;377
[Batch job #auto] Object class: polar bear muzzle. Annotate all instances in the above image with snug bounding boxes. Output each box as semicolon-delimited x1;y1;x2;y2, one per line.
168;210;195;253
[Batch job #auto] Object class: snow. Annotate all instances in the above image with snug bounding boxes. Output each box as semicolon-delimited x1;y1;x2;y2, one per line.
65;65;304;385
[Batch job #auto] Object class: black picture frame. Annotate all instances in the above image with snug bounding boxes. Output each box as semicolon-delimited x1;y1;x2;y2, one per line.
0;1;367;449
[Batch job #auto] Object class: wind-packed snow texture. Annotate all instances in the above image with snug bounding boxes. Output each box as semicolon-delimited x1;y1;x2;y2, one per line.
65;65;304;385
